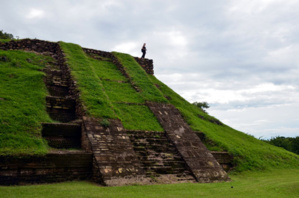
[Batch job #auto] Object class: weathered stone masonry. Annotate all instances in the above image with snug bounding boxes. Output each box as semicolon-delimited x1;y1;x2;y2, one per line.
0;151;92;185
82;117;150;186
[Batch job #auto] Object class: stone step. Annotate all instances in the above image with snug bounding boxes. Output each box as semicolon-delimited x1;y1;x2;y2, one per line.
44;69;71;97
145;168;189;175
47;85;69;97
46;96;76;122
44;69;71;87
42;123;81;149
127;131;195;181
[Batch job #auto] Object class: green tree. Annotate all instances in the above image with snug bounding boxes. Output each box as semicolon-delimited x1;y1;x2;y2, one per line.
192;101;210;112
0;30;14;39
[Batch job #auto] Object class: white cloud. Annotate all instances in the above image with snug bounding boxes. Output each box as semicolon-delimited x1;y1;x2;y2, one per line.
112;42;139;56
26;8;45;19
208;103;299;139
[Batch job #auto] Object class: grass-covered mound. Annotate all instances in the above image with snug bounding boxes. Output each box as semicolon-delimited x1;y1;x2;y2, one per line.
1;40;297;172
0;49;52;155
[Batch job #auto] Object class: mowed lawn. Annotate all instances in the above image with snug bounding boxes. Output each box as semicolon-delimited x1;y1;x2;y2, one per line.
1;169;298;198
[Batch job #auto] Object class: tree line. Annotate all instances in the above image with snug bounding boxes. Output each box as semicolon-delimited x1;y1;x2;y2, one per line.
263;136;299;155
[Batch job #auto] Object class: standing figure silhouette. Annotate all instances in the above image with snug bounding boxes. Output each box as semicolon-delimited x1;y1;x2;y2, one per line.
141;43;146;59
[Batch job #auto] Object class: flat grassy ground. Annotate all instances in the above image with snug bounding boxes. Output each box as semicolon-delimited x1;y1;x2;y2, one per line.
1;169;298;198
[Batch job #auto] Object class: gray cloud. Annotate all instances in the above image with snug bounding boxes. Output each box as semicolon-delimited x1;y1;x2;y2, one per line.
1;0;298;138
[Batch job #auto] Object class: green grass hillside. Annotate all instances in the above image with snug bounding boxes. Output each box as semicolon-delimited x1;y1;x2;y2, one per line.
60;42;298;172
0;40;298;172
0;49;53;155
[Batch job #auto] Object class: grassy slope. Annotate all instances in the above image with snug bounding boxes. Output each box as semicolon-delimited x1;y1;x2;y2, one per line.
59;42;116;119
112;52;167;103
60;43;163;131
1;169;298;198
0;50;52;155
109;51;299;171
149;75;299;171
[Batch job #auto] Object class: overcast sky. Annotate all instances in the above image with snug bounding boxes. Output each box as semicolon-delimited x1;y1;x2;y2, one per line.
1;0;298;139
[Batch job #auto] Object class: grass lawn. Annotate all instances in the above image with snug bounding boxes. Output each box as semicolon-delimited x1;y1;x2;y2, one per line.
1;169;298;198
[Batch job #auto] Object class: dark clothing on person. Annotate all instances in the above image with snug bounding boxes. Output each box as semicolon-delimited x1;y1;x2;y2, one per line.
141;46;146;58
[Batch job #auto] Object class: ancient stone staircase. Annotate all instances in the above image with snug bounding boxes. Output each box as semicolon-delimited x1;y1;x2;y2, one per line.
41;45;82;147
127;131;195;183
147;102;230;183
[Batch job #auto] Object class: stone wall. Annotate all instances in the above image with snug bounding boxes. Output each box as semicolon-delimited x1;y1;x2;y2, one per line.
83;47;154;75
0;39;58;54
0;151;92;185
134;58;154;75
210;151;234;172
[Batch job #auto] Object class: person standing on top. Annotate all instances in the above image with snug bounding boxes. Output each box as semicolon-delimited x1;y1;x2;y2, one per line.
141;43;146;59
